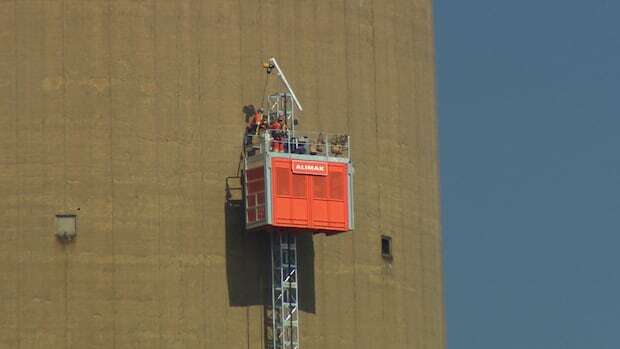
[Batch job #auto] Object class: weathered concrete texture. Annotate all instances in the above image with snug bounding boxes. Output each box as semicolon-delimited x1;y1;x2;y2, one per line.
0;0;444;348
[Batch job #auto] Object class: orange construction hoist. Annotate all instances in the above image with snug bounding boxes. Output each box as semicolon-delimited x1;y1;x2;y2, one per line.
242;58;354;349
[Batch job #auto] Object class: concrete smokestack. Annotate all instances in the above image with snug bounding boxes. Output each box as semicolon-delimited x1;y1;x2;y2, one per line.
0;1;444;348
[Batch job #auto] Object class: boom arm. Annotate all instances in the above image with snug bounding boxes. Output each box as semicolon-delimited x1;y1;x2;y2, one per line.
267;57;303;112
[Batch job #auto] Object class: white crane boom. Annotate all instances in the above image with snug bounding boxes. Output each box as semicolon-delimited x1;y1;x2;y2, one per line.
268;57;303;112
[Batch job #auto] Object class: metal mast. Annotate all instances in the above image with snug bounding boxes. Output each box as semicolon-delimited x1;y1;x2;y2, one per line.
267;231;300;349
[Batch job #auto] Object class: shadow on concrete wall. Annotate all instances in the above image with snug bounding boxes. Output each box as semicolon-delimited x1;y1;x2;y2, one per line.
225;176;315;313
296;233;316;314
225;176;270;307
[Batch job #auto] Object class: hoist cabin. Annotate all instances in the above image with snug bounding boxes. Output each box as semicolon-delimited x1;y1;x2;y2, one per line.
242;60;354;235
244;133;354;234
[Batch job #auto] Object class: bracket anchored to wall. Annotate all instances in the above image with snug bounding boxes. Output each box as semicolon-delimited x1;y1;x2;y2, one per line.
55;214;77;243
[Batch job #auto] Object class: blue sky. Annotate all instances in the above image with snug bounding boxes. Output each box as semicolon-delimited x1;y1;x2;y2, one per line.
434;1;620;348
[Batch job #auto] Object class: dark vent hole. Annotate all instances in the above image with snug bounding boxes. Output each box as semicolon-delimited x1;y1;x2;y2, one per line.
381;235;392;259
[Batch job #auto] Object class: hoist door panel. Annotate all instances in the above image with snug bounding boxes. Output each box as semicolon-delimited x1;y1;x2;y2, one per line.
245;166;267;228
310;165;347;230
272;163;310;227
270;157;350;232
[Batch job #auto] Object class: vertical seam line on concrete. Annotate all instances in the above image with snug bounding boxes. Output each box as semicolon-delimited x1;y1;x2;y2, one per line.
106;1;116;347
196;1;206;347
235;1;252;345
277;0;281;56
402;3;412;347
175;2;187;338
369;0;382;255
389;1;405;345
344;1;358;347
195;2;208;346
353;1;363;345
356;1;364;345
258;0;263;60
64;244;69;349
62;2;67;211
61;1;69;347
410;4;420;347
152;0;162;347
413;4;426;346
407;3;415;345
411;2;418;345
14;1;21;347
370;0;380;225
422;7;430;346
426;2;447;343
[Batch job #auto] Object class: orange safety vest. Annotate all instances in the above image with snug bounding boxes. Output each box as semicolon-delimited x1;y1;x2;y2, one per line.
253;112;262;125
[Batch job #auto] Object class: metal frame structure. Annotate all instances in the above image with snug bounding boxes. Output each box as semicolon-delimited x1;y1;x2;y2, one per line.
270;231;300;349
267;92;296;140
267;58;303;112
265;57;301;142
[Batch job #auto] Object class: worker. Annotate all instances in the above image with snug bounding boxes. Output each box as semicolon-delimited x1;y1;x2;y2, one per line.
269;118;282;152
316;132;325;154
244;105;256;146
253;108;264;135
245;121;254;147
279;117;289;153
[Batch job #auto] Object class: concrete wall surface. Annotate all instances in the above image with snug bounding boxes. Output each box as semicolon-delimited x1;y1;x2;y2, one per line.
0;1;444;348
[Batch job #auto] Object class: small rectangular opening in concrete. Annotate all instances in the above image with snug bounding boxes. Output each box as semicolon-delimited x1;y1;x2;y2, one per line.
381;235;392;259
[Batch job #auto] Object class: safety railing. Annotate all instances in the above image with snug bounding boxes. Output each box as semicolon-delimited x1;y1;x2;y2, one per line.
244;131;350;160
